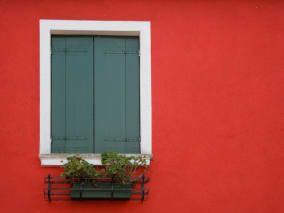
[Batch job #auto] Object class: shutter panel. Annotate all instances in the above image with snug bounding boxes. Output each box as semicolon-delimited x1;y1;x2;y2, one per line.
51;36;66;153
125;37;140;152
94;36;140;153
65;36;94;153
51;36;94;153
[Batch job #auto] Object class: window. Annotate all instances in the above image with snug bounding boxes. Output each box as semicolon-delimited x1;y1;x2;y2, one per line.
51;35;140;154
39;20;151;166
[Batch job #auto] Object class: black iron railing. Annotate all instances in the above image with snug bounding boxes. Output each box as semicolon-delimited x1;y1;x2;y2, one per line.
44;174;150;201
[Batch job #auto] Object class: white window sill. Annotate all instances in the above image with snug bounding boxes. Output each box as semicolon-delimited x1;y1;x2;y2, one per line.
39;153;153;166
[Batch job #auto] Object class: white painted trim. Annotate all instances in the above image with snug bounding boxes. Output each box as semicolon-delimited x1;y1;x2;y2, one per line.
40;20;152;165
39;154;152;166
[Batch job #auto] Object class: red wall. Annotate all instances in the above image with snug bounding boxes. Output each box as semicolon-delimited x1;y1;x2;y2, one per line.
1;0;284;212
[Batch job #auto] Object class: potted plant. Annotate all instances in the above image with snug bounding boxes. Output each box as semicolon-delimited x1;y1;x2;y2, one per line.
61;155;102;199
61;152;147;199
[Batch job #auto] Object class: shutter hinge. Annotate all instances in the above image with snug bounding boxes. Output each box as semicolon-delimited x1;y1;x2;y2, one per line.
104;137;141;142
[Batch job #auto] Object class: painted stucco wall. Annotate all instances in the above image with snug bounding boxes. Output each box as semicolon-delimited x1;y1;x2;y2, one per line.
1;0;284;212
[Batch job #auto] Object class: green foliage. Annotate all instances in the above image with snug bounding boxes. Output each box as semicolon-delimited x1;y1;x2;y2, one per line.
61;156;102;182
101;151;147;184
61;152;147;184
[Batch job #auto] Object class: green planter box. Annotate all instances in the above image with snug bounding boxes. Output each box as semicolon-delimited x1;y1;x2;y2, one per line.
70;182;133;200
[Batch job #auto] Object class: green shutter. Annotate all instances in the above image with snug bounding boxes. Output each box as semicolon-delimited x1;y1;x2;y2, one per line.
94;36;140;153
52;36;140;154
51;36;94;153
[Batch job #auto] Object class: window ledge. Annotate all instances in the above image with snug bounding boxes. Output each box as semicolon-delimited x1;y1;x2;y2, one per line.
39;153;153;167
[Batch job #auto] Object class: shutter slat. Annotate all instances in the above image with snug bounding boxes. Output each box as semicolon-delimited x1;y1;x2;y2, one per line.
66;36;94;153
51;36;66;153
94;37;125;153
125;37;140;153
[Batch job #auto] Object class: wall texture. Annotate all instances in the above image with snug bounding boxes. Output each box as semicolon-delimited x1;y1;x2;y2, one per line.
1;0;284;212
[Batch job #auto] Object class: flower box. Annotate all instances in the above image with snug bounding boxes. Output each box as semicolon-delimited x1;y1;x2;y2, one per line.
70;182;133;199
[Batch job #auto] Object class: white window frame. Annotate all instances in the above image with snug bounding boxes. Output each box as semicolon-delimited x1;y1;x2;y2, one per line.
39;20;152;166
